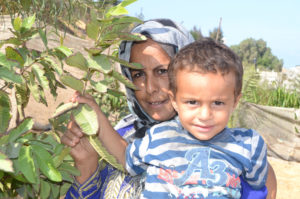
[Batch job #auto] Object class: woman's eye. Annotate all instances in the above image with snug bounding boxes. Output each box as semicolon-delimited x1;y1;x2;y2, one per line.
132;71;144;79
157;68;168;75
214;101;224;106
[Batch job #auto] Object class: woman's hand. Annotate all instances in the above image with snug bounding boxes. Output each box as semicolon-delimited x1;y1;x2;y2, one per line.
61;92;100;184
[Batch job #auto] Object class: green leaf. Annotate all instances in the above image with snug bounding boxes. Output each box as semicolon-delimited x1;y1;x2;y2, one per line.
53;147;70;168
27;72;41;103
32;64;49;90
0;152;14;173
120;0;137;7
55;46;73;57
88;54;111;74
38;29;48;48
18;146;37;183
13;17;22;32
86;20;100;40
106;5;128;17
1;37;22;47
58;162;80;176
0;91;11;133
0;67;23;84
0;52;17;69
60;183;71;196
40;179;51;199
21;14;36;31
5;142;21;159
8;118;34;143
32;145;62;182
89;136;124;172
108;55;143;69
50;183;60;198
5;46;25;66
65;52;88;71
72;104;99;135
110;70;136;90
90;79;108;93
60;75;84;93
52;102;78;118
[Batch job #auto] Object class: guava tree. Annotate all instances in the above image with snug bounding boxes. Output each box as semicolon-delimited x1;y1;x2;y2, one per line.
0;0;144;198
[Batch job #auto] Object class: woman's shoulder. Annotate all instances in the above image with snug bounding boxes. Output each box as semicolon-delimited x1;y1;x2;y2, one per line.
114;114;136;130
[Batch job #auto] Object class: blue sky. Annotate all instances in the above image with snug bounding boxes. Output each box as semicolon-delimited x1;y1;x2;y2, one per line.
126;0;300;69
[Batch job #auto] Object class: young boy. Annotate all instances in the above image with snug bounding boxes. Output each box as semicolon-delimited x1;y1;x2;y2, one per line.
91;38;268;198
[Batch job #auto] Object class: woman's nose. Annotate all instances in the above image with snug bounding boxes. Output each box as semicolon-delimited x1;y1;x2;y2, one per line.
145;75;158;94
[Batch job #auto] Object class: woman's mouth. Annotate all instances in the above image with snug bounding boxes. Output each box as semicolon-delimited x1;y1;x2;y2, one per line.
148;99;169;107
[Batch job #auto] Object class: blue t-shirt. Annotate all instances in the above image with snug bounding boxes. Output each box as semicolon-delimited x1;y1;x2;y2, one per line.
126;119;268;199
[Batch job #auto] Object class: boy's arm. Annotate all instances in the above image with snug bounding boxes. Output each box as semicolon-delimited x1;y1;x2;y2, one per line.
74;93;128;168
266;163;277;199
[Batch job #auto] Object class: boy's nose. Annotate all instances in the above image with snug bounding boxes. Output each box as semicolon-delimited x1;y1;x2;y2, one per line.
198;106;212;120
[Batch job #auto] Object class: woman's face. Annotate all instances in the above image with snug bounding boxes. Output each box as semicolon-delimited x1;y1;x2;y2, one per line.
130;39;176;121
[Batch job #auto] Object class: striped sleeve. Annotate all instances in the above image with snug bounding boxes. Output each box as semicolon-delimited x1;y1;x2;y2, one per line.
243;129;268;189
125;129;151;176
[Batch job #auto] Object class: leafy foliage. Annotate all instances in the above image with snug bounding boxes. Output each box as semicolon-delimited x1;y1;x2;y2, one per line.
0;0;144;197
231;38;283;71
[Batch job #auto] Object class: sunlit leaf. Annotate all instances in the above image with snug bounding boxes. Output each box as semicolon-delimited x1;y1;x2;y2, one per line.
90;79;108;93
21;14;36;31
106;5;128;17
60;75;84;93
13;17;22;32
88;54;111;74
108;55;143;69
8;118;34;143
55;46;73;57
6;142;21;159
18;146;37;183
32;145;62;182
89;136;124;171
120;0;137;7
0;152;14;173
0;91;11;133
65;52;88;71
32;64;49;90
72;104;98;135
110;70;136;90
52;102;78;118
5;46;25;66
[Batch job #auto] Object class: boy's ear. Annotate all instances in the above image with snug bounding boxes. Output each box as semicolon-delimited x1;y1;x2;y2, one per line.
168;91;178;112
233;93;242;109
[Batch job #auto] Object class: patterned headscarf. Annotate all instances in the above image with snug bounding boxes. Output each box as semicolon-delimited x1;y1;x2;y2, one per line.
118;19;194;137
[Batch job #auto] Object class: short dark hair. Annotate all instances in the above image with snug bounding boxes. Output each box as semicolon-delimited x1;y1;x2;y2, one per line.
168;38;243;98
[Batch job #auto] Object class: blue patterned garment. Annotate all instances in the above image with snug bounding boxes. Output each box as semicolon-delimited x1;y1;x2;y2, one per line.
126;118;268;199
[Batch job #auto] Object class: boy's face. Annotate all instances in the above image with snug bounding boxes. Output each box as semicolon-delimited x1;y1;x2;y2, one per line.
169;69;241;141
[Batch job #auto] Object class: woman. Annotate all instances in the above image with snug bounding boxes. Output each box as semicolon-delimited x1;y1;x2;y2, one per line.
62;19;276;198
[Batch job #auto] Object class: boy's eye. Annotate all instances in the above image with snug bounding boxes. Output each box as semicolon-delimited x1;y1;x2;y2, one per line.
187;100;197;105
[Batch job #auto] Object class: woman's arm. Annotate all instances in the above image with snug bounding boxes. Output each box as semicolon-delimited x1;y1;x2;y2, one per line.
266;164;277;199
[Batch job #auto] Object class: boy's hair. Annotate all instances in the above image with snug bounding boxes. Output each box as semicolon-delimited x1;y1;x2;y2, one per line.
168;38;243;98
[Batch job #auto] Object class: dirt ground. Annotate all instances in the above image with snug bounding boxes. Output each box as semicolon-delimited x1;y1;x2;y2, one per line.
268;156;300;199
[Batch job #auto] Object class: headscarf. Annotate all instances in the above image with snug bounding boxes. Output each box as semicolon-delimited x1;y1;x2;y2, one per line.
118;19;194;137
